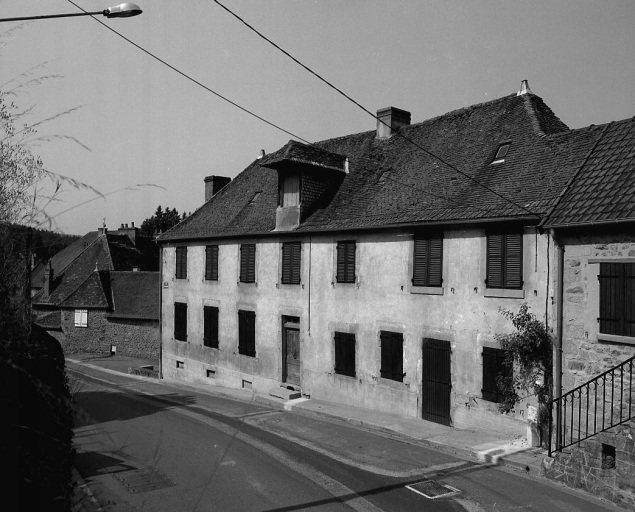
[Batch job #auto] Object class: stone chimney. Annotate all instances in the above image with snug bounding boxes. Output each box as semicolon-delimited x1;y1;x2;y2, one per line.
42;261;53;299
204;175;231;202
118;221;138;244
98;226;108;235
376;107;411;139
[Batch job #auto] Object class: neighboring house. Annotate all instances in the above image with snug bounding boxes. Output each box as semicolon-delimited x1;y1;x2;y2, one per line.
156;81;628;439
541;118;635;506
32;223;160;358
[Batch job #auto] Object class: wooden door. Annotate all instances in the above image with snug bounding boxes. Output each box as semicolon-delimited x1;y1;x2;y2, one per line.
283;320;301;387
422;338;451;426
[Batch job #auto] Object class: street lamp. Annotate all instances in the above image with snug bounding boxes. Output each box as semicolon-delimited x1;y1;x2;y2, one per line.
0;3;142;22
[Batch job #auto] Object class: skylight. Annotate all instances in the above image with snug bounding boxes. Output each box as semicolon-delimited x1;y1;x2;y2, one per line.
492;143;510;164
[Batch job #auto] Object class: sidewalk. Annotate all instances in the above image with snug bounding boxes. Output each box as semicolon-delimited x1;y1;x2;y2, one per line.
66;353;547;477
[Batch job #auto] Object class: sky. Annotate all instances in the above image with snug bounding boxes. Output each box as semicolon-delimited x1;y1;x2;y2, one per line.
1;0;634;235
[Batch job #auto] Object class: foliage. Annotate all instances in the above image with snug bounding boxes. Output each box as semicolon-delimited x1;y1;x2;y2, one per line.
31;228;80;264
495;303;553;436
140;205;188;236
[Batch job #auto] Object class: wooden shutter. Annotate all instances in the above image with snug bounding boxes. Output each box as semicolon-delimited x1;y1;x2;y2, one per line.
205;245;218;281
334;332;345;375
203;306;218;348
334;332;355;377
282;242;301;284
626;264;635;337
176;246;187;279
504;233;522;289
240;244;256;283
413;235;443;287
281;174;300;207
380;331;404;382
174;302;187;341
336;241;355;283
486;234;503;288
599;263;635;337
238;310;256;356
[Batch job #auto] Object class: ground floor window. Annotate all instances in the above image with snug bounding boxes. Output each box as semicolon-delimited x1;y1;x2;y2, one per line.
203;306;219;348
481;347;510;402
174;302;187;341
334;332;355;377
380;331;404;382
74;309;88;327
238;310;256;356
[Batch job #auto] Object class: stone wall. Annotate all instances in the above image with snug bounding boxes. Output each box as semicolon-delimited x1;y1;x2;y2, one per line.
544;420;635;509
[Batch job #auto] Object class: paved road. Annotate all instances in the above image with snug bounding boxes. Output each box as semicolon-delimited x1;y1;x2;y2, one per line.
70;365;620;511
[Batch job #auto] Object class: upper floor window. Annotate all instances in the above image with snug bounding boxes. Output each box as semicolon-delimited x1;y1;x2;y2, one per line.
281;242;301;285
174;302;187;341
598;263;635;338
203;306;219;348
176;246;187;279
238;309;256;357
334;332;355;377
412;235;443;287
336;240;356;284
240;244;256;283
482;347;510;402
280;174;300;207
205;245;219;281
486;232;522;289
74;309;88;328
380;331;404;382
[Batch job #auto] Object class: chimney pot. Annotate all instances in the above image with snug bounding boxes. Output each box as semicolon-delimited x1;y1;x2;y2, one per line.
204;175;232;202
131;221;135;228
376;107;411;139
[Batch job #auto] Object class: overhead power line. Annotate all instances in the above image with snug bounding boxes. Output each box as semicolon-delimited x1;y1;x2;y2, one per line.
210;0;539;217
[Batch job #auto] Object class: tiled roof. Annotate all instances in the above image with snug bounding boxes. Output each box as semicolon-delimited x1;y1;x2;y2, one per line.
262;140;348;172
107;271;160;320
544;117;635;227
59;271;111;309
160;91;584;242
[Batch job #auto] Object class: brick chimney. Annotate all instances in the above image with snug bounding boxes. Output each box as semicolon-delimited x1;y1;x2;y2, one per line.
118;222;138;244
376;107;411;139
204;175;231;202
42;261;53;299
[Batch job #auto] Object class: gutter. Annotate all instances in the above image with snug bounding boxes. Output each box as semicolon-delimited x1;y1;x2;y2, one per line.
543;217;635;229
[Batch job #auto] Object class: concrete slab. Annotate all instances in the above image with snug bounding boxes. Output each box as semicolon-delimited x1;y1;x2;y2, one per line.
268;385;301;400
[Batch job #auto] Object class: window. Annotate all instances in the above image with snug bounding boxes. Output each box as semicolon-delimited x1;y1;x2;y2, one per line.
174;302;187;341
203;306;219;348
599;263;635;338
280;174;300;207
74;309;88;327
482;347;510;402
412;235;443;287
281;242;301;285
492;143;510;164
205;245;219;281
380;331;404;382
486;232;522;289
238;310;256;357
240;244;256;283
334;332;355;377
176;246;187;279
336;240;356;283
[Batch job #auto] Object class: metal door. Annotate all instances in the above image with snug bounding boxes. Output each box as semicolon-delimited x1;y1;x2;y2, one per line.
283;319;300;387
422;338;451;426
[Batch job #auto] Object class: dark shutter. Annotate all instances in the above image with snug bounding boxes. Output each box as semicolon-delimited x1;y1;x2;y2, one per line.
205;245;219;281
626;264;635;337
413;235;443;287
203;306;219;348
482;347;509;402
174;302;187;341
336;241;356;283
599;263;635;337
238;310;256;356
487;233;522;289
486;234;503;288
334;332;355;377
504;233;522;289
176;246;187;279
281;242;301;285
380;331;404;382
240;244;256;283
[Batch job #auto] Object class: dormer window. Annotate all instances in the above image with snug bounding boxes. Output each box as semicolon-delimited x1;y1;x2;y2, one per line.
280;174;300;207
491;143;510;164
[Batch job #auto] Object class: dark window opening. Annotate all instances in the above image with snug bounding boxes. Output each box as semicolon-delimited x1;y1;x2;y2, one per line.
413;234;443;287
240;244;256;283
482;347;511;402
174;302;187;341
176;246;187;279
486;232;523;289
601;444;616;469
205;245;219;281
380;331;404;382
281;241;301;285
238;310;256;357
203;306;219;348
336;240;356;284
599;263;635;337
334;332;355;377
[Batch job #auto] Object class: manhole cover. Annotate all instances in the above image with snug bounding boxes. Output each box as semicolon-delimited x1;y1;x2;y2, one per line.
114;467;175;493
406;480;460;500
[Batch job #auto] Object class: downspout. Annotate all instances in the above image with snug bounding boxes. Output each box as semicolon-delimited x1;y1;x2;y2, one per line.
552;229;564;448
308;236;312;335
159;245;163;379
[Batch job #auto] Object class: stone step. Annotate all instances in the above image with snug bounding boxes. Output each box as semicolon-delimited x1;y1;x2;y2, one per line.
269;385;302;400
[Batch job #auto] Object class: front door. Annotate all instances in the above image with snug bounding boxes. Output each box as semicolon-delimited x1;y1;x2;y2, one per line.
422;338;451;426
283;318;300;387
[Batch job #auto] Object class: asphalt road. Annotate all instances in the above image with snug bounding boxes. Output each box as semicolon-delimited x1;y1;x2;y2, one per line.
70;366;620;512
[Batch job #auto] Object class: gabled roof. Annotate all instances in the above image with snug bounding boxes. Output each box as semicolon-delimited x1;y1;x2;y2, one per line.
544;117;635;227
59;270;111;309
159;90;585;242
107;271;160;320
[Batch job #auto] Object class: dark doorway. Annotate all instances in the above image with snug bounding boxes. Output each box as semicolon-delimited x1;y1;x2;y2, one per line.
282;316;300;387
422;338;451;426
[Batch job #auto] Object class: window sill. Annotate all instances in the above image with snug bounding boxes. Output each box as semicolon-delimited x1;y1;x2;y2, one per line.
410;286;443;296
597;333;635;346
238;282;257;287
203;279;220;285
334;371;356;379
484;288;524;299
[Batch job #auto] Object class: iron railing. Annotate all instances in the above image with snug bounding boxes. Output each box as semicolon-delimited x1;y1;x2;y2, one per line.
548;355;634;456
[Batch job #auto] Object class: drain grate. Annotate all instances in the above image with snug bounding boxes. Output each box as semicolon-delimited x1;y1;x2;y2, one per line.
406;480;460;500
114;467;175;493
